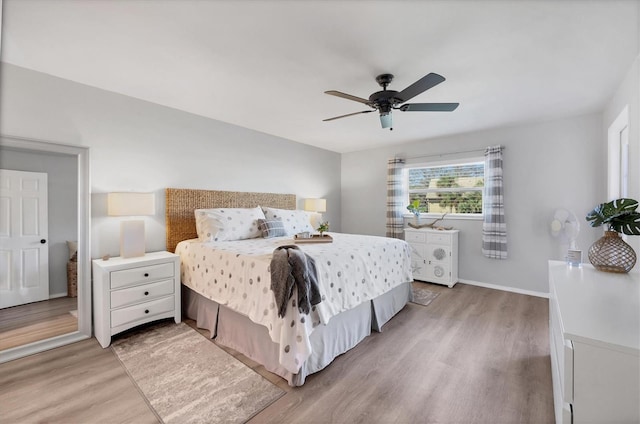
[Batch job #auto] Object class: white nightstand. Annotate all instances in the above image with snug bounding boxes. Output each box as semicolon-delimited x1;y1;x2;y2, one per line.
92;251;181;348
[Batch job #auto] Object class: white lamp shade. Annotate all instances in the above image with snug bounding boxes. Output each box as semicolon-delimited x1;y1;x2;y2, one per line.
304;198;327;213
108;192;155;216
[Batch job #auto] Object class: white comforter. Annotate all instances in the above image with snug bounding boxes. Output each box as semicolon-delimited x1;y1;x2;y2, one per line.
176;232;412;373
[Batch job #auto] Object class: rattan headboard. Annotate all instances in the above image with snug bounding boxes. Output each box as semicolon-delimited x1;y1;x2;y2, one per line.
165;188;296;252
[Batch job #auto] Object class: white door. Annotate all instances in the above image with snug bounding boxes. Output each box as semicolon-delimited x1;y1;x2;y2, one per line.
0;169;49;309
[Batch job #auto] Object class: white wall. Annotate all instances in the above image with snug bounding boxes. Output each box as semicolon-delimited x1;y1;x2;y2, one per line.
0;148;77;297
0;63;341;258
342;113;605;294
2;60;633;295
603;54;640;259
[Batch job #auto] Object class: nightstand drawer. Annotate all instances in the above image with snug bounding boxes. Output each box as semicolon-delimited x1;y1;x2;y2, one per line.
111;278;175;309
110;262;174;289
405;231;427;243
111;296;175;328
427;232;451;244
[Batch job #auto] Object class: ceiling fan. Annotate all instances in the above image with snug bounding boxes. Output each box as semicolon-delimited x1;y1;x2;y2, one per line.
323;73;459;130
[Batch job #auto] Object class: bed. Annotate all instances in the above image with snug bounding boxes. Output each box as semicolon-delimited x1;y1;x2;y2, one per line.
166;188;413;386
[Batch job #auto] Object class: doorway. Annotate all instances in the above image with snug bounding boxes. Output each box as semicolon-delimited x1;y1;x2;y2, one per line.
608;105;629;200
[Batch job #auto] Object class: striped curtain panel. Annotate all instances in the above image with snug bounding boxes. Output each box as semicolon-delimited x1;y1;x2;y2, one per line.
482;146;508;259
386;158;406;239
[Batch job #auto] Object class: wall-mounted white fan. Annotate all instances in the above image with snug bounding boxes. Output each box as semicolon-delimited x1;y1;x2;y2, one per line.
550;208;582;265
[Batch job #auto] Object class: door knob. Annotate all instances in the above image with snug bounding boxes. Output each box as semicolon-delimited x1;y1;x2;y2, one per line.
40;239;46;244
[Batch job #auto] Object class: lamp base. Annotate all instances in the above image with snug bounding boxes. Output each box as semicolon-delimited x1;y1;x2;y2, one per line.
120;220;146;258
310;213;323;229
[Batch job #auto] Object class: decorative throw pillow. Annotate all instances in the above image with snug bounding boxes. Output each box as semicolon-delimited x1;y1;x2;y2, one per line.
261;207;314;236
67;240;78;262
257;218;286;238
194;206;265;242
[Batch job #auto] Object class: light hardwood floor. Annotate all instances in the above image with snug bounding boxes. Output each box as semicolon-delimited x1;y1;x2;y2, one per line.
0;297;78;350
0;283;554;423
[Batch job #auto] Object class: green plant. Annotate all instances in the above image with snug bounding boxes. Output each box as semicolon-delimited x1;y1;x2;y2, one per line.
317;221;330;236
406;199;426;217
585;198;640;235
435;176;461;212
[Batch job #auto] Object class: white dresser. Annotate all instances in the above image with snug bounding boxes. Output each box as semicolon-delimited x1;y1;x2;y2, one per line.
92;251;181;348
548;260;639;424
404;228;459;287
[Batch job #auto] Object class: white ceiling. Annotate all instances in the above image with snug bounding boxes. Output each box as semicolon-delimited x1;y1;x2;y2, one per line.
2;0;638;153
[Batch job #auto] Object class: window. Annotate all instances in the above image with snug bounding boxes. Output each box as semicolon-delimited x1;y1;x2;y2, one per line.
406;159;484;216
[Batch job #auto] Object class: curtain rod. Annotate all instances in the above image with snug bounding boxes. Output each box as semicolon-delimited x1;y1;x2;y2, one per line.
402;146;504;161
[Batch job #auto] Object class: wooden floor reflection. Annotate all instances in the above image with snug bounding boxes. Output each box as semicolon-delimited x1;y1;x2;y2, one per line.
0;297;77;350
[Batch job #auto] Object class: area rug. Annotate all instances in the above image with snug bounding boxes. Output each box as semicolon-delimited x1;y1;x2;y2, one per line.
411;286;440;307
111;321;284;424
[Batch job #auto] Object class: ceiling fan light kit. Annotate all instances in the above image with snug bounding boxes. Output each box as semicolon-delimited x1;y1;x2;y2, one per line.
380;111;392;129
323;72;459;130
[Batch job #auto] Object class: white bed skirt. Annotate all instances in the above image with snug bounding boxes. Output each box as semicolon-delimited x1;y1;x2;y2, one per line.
182;281;413;386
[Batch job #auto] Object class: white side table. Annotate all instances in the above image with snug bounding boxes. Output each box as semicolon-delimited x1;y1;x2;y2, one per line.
92;251;181;348
404;228;459;287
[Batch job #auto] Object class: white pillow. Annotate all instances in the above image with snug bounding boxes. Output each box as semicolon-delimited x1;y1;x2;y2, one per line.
194;206;265;242
67;240;78;261
261;206;314;236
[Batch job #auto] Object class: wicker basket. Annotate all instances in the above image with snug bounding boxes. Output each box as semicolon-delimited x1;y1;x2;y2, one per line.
67;260;78;297
588;231;637;273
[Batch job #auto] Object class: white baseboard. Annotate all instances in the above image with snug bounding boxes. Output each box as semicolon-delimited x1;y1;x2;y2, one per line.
457;278;549;299
49;292;68;299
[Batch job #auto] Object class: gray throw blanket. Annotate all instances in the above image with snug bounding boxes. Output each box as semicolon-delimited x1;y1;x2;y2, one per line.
270;245;322;318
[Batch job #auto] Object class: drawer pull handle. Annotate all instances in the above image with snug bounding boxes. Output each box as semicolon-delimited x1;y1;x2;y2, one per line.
145;309;150;314
144;291;149;296
144;273;149;277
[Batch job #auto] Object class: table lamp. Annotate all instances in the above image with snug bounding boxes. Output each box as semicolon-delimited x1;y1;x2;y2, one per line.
107;192;155;258
304;198;327;227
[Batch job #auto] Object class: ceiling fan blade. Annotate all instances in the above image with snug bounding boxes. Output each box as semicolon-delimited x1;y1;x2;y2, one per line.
323;110;374;122
399;103;459;112
396;73;446;103
325;90;372;105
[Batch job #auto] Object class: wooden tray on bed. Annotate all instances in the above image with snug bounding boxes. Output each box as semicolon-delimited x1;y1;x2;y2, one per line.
294;234;333;243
